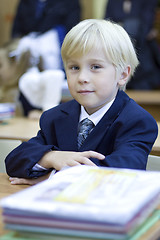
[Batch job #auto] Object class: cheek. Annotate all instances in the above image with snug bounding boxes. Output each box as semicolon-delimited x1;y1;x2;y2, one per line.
95;77;114;90
67;73;76;87
95;76;117;96
67;78;75;95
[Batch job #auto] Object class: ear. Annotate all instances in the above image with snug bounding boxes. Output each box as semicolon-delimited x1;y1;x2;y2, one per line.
118;65;131;87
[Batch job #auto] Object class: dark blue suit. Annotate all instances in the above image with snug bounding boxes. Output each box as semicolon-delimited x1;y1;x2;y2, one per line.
5;91;158;178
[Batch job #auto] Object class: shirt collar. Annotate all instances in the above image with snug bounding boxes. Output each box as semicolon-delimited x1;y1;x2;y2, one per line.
79;99;115;126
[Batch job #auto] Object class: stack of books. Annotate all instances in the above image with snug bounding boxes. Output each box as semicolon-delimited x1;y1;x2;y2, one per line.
0;103;15;122
1;165;160;240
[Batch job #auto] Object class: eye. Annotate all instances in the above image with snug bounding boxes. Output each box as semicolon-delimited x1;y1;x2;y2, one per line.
91;65;102;70
68;65;79;71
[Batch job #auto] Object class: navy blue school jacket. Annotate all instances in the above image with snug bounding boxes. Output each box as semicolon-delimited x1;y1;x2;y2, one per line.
5;90;158;178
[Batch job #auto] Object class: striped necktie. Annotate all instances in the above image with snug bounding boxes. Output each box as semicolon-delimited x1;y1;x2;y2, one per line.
77;118;94;149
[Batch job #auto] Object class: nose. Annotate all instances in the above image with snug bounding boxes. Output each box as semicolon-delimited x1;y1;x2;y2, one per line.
78;69;89;84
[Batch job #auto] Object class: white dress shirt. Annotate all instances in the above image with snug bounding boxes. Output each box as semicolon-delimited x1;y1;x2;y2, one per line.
79;99;115;125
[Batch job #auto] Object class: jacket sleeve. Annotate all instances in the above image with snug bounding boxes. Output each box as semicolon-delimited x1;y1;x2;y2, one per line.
5;111;60;178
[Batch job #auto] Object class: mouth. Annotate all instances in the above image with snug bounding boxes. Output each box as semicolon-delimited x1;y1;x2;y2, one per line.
78;90;94;95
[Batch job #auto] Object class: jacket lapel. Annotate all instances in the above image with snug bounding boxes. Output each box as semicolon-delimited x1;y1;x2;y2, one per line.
53;91;129;152
54;100;80;151
79;90;129;151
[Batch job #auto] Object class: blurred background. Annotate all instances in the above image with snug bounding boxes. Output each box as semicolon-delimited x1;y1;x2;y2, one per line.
0;0;160;46
0;0;160;122
0;0;105;46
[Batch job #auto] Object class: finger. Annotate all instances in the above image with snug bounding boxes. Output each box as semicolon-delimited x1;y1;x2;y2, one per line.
67;161;81;167
9;177;17;182
83;151;105;160
9;173;50;185
9;177;30;185
77;157;96;166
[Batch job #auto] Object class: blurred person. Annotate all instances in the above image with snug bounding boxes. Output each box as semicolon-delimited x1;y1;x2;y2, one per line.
0;38;65;119
105;0;160;90
11;0;81;70
9;0;81;118
11;0;81;68
11;0;81;38
15;30;65;118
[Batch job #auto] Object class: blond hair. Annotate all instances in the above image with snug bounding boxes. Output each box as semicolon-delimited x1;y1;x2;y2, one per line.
61;19;139;89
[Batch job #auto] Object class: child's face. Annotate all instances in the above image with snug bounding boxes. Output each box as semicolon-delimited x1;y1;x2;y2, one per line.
66;48;123;115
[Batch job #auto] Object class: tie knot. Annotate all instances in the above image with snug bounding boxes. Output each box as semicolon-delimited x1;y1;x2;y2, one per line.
80;117;93;127
77;118;94;149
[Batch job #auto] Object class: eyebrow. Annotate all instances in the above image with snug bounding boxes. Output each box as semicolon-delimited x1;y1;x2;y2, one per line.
67;58;107;64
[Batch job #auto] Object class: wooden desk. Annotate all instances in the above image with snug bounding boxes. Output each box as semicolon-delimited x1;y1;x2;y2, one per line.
0;173;28;236
0;117;40;142
125;90;160;105
0;173;160;239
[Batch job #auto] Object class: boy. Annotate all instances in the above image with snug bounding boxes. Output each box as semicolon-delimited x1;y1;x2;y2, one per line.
6;19;158;185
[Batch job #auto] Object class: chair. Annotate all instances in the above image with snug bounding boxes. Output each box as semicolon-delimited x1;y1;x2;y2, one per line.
146;154;160;171
0;139;21;173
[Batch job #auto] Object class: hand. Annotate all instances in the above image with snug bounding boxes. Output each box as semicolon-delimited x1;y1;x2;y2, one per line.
9;172;51;185
38;150;105;171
